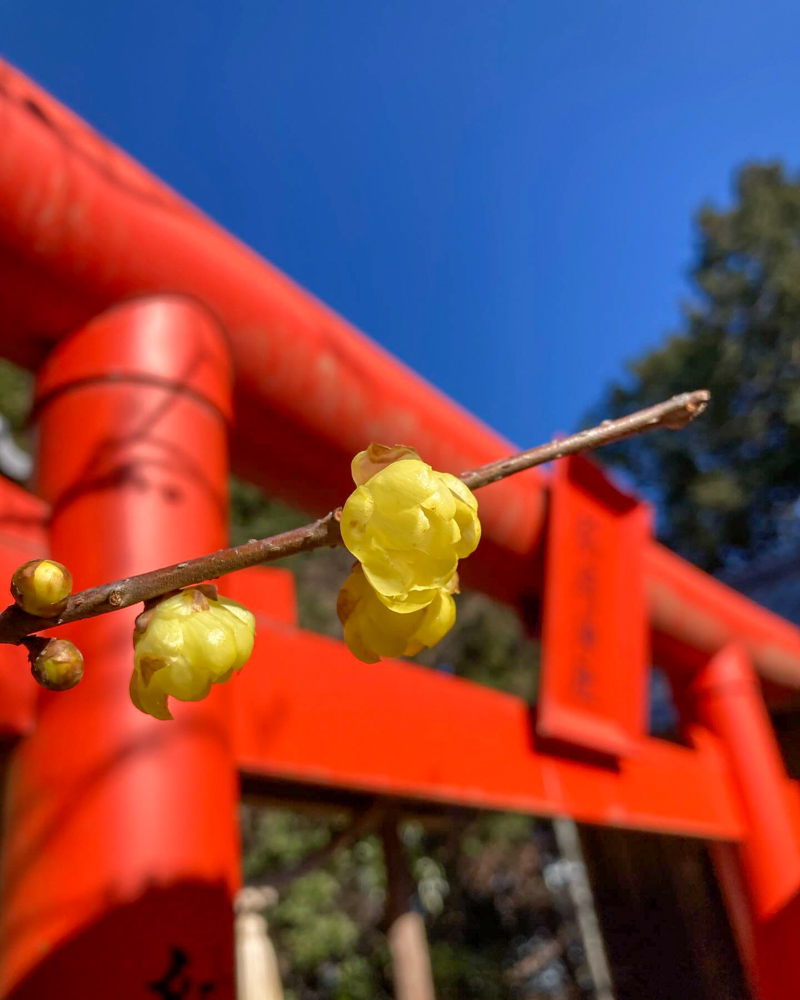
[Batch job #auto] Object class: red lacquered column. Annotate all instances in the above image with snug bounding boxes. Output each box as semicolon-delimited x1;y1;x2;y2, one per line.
0;297;239;999
688;645;800;997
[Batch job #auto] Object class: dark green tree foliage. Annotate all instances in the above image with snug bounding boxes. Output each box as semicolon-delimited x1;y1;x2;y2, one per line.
0;358;33;465
0;358;33;431
240;809;589;1000
590;163;800;572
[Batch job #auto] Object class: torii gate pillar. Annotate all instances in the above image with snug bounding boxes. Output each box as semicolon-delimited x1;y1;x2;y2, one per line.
0;298;240;999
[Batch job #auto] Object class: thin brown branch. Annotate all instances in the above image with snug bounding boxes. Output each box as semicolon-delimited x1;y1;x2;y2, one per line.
0;513;344;645
0;389;708;645
459;389;709;490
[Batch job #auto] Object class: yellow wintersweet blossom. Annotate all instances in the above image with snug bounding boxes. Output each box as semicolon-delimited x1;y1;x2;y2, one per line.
337;563;457;663
130;586;255;721
341;443;481;612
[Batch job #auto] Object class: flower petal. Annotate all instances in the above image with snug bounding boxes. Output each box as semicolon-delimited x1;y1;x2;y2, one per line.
351;443;422;485
130;669;173;721
414;591;457;647
336;564;457;662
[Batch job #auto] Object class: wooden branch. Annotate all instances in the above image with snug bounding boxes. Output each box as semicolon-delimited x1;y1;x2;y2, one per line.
0;390;708;645
459;389;709;490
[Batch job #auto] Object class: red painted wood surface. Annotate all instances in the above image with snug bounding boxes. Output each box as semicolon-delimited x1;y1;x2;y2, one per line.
689;646;800;998
0;299;239;1000
0;479;48;737
538;456;650;757
232;618;744;841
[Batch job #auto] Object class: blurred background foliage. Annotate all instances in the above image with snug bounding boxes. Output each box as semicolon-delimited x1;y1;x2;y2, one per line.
239;807;590;1000
0;360;31;431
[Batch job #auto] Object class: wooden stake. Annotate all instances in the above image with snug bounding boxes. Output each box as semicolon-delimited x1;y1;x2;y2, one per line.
382;815;436;1000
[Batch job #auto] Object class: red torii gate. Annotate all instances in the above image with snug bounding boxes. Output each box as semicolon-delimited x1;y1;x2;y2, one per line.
0;59;799;998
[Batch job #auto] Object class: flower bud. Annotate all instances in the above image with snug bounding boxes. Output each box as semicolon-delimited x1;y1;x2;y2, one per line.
337;563;457;663
130;586;256;720
11;559;73;617
28;638;84;691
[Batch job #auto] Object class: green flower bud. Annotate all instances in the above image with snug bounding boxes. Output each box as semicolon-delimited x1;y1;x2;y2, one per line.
28;638;84;692
11;559;73;617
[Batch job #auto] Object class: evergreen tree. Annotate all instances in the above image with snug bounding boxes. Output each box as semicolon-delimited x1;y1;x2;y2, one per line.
589;163;800;572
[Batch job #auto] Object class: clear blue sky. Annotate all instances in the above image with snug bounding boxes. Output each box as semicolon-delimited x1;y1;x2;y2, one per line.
2;1;800;447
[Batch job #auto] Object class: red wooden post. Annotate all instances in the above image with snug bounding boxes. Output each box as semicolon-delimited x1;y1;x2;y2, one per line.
0;297;239;999
687;645;800;997
0;480;49;738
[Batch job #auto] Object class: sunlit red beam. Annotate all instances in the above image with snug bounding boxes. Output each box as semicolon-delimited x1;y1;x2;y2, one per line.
230;607;745;840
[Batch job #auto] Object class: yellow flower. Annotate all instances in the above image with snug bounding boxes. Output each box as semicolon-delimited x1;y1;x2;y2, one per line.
341;444;481;612
11;558;73;617
337;563;457;663
130;586;256;721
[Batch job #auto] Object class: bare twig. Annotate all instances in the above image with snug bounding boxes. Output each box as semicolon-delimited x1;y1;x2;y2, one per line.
460;389;709;490
0;512;343;644
0;390;708;645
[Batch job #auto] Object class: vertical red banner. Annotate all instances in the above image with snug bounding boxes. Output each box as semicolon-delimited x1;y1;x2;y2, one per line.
537;455;651;757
